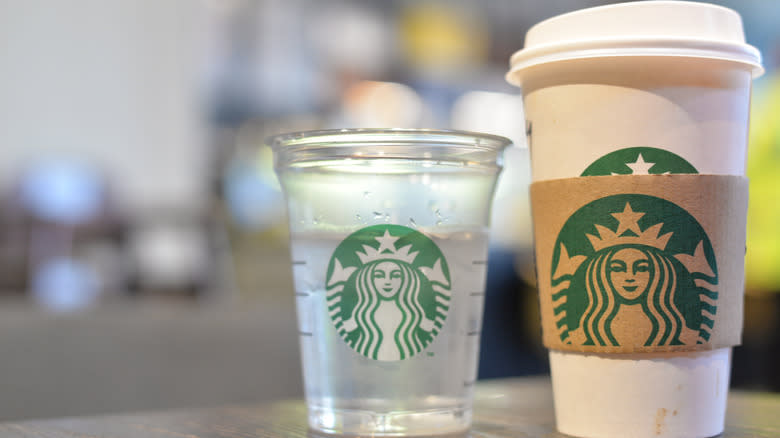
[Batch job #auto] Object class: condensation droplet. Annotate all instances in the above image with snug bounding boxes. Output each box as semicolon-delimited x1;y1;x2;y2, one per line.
435;209;442;218
363;191;372;198
409;217;417;228
436;220;443;226
373;211;383;220
356;214;362;222
312;216;321;225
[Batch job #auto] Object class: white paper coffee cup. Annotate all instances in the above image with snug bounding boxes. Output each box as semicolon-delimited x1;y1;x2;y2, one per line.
506;2;762;437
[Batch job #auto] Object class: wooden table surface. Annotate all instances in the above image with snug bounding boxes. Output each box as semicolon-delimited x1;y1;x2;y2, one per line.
2;377;778;437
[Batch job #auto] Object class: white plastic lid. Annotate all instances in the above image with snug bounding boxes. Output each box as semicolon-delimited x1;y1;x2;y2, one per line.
507;1;763;85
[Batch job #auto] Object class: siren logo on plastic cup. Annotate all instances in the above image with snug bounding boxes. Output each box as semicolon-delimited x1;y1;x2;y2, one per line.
551;195;719;347
326;225;451;361
581;147;698;176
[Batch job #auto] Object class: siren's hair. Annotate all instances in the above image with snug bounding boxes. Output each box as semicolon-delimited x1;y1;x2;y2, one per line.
352;260;426;359
579;246;689;346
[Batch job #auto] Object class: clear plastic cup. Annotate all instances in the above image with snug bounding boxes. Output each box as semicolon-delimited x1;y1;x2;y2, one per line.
269;129;510;436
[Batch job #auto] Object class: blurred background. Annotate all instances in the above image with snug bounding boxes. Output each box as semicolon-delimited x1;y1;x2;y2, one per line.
0;0;777;421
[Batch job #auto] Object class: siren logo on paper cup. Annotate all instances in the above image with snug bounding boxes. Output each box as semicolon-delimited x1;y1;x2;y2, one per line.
551;195;718;347
581;147;698;176
326;225;451;361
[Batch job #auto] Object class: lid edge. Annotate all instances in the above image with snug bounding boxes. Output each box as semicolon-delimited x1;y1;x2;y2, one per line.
507;40;764;85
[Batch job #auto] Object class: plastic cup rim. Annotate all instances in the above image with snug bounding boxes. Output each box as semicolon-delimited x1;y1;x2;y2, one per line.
266;128;512;152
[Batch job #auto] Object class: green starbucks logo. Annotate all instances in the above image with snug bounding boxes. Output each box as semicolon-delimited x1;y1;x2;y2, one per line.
326;225;451;360
551;195;718;347
581;147;698;176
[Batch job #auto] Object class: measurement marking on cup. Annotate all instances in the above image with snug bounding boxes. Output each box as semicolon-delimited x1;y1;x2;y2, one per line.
463;380;476;388
469;292;485;297
299;331;314;337
472;260;487;265
292;261;307;265
295;292;310;297
467;331;481;336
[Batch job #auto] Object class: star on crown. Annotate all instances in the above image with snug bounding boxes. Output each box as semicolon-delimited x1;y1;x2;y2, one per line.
357;230;419;264
586;203;672;252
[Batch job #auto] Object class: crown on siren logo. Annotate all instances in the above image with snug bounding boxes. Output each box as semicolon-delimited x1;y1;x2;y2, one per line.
586;203;672;252
356;230;419;264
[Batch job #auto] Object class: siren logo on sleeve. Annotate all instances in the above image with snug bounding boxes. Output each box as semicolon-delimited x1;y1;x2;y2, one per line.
326;225;451;361
550;195;718;348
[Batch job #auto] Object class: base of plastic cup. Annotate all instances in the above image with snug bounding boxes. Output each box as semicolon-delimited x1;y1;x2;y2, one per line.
550;348;730;438
307;403;471;436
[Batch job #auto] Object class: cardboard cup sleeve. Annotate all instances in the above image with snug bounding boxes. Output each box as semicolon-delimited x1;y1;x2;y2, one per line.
530;174;747;354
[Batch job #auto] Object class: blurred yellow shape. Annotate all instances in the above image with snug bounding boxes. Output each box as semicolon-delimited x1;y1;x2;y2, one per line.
745;74;780;294
399;4;488;71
